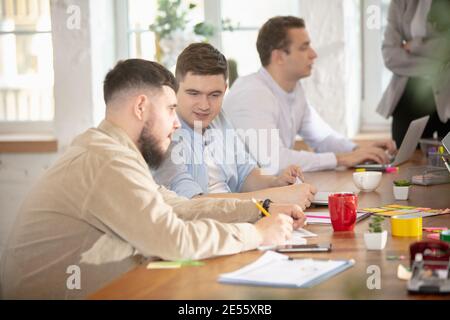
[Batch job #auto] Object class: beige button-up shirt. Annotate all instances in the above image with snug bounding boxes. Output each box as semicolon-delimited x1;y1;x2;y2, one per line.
1;120;262;299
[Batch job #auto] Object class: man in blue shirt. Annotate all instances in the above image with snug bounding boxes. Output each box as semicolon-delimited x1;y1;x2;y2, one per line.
153;43;316;209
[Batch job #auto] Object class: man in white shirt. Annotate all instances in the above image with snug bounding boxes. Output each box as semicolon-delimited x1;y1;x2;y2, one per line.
223;16;397;173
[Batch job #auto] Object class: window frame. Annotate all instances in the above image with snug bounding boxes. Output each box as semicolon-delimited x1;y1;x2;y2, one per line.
360;0;391;132
0;1;55;135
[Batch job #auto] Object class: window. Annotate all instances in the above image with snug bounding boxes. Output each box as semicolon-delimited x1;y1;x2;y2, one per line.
118;0;393;134
0;0;54;133
361;0;392;131
122;0;297;76
221;0;299;77
125;0;205;64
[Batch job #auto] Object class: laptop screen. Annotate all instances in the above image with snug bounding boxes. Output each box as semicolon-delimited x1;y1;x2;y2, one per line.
443;132;450;173
443;132;450;154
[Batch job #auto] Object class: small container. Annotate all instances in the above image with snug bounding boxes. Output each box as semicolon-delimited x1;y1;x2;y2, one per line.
419;138;442;157
364;230;388;250
407;166;450;186
393;185;410;200
427;151;450;168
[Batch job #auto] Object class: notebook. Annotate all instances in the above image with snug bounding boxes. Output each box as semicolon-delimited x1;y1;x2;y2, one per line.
312;192;331;206
218;251;355;288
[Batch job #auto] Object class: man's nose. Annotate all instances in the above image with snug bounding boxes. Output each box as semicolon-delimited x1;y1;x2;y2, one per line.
173;113;181;129
198;95;210;111
310;48;318;60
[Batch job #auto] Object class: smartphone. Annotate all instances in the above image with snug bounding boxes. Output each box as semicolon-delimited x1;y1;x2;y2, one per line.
275;243;332;253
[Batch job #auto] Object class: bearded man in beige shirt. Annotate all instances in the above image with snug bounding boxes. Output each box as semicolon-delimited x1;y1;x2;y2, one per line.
0;59;306;299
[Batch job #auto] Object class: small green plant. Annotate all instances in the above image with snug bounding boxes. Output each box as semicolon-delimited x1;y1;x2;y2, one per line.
149;0;238;40
393;179;411;187
368;215;385;233
149;0;194;40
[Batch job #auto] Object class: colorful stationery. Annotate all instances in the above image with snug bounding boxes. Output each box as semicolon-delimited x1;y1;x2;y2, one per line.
359;204;450;218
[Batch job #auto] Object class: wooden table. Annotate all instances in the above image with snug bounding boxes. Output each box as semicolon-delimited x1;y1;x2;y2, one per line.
90;152;450;299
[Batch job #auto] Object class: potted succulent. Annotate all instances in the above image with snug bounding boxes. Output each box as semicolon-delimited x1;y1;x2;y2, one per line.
364;215;387;250
393;179;411;200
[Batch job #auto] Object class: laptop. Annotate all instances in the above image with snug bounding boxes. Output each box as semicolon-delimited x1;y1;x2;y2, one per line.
355;115;430;170
443;131;450;173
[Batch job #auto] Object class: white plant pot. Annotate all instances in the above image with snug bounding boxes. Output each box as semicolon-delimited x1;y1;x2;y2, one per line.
393;186;410;200
364;230;388;250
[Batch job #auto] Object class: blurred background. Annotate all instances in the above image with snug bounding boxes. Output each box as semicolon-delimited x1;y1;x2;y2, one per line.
0;0;393;256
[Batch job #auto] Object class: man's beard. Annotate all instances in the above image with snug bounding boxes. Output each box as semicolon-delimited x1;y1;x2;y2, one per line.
138;120;166;169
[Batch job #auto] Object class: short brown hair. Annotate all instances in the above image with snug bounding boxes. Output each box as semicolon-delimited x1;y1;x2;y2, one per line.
103;59;178;104
256;16;306;66
175;43;228;82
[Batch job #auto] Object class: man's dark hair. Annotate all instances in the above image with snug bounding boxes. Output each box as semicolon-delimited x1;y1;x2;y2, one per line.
175;43;228;82
103;59;178;104
256;16;306;67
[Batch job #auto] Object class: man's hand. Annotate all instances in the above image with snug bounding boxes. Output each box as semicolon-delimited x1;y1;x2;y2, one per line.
272;165;305;187
267;183;316;210
402;40;412;54
269;203;307;230
336;146;390;168
254;213;294;245
369;139;397;155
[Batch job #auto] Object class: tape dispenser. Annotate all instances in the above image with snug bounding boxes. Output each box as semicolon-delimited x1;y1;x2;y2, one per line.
407;240;450;294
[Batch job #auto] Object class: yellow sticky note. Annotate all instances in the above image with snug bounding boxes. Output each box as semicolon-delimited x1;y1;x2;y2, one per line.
147;261;182;269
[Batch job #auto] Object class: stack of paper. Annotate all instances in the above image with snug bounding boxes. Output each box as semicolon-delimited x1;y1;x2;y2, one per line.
306;211;370;224
218;251;355;288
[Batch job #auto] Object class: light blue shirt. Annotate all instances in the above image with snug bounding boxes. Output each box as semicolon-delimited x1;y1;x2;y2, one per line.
152;112;257;199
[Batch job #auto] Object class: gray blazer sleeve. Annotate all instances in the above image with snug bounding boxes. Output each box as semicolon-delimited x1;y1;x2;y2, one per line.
382;0;442;77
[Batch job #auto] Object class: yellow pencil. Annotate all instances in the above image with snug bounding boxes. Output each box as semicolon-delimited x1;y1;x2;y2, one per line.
251;198;271;217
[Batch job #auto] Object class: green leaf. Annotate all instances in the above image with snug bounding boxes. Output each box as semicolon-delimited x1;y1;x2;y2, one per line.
194;22;215;37
394;179;411;186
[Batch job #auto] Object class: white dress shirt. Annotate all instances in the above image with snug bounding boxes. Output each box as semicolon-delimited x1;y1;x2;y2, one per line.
223;67;356;173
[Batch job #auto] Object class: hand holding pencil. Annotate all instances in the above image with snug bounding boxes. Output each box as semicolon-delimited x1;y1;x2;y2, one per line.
252;199;307;229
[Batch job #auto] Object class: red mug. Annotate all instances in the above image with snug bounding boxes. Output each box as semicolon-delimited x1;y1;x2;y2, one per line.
328;193;358;231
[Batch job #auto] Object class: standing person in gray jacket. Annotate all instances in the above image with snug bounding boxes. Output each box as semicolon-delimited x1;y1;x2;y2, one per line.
377;0;450;146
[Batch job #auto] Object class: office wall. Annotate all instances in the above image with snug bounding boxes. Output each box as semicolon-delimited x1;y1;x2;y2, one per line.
299;0;362;137
0;0;115;258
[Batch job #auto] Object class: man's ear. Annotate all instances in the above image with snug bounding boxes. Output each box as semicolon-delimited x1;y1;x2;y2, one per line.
271;49;285;65
133;95;148;121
